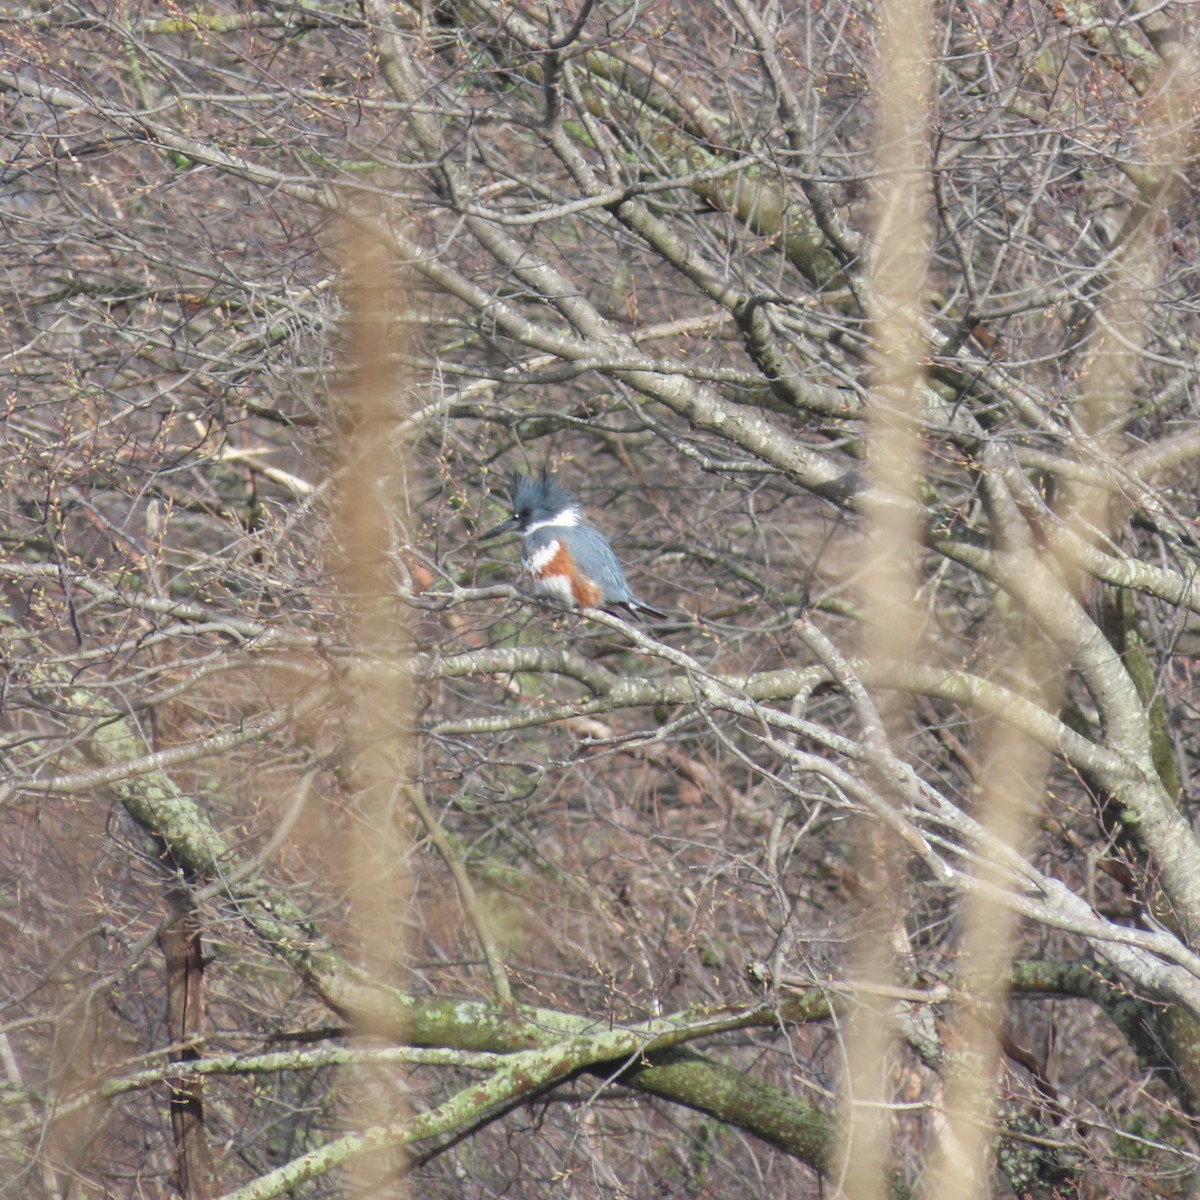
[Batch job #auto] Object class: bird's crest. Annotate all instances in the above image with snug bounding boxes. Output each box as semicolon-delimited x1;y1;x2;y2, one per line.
510;471;578;520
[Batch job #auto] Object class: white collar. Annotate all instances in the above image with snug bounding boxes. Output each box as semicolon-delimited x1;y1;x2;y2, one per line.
526;507;580;533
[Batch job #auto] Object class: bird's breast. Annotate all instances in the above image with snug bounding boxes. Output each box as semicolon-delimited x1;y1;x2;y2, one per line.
524;537;602;607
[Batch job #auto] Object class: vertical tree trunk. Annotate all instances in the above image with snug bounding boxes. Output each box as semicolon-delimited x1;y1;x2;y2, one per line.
160;897;213;1199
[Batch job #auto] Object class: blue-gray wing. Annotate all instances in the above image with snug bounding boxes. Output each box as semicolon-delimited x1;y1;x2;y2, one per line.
569;525;636;601
579;526;668;620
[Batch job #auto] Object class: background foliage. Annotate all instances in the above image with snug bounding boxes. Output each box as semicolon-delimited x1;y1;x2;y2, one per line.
3;1;1200;1196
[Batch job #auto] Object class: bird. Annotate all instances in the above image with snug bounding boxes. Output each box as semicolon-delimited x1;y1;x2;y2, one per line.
480;471;665;619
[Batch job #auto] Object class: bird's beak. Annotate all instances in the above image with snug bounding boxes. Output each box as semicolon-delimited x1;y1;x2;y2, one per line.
479;515;519;542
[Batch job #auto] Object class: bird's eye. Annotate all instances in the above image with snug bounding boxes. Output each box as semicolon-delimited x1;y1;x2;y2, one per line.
518;508;530;520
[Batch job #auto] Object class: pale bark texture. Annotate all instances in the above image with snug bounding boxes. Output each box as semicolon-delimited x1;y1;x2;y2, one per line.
3;2;1200;1197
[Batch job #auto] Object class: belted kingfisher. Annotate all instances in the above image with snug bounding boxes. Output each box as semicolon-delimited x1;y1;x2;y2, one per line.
480;472;665;618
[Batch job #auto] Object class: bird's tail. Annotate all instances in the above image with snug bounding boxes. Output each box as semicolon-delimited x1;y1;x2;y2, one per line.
614;598;667;620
